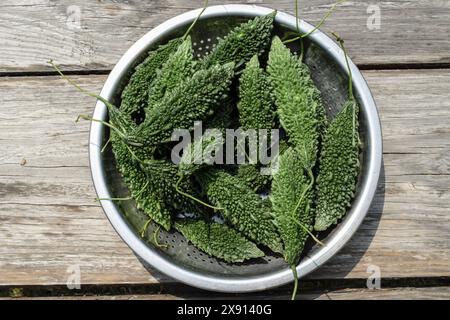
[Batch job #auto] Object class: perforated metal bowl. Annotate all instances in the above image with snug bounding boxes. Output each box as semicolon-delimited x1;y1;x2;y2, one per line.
89;5;382;293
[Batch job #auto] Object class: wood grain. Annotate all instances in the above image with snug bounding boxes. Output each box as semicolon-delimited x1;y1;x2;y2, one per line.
3;287;450;300
0;0;449;73
0;69;449;288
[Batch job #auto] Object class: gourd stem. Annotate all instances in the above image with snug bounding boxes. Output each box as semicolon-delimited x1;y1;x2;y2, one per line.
289;168;324;247
332;32;357;147
153;225;169;249
301;0;346;39
183;0;209;40
49;60;117;113
299;38;305;62
101;137;111;153
291;167;313;217
175;175;224;211
76;114;126;140
96;180;148;203
135;180;150;199
292;219;324;247
333;32;353;99
96;196;131;201
140;219;152;238
283;0;346;44
291;265;299;300
123;143;147;165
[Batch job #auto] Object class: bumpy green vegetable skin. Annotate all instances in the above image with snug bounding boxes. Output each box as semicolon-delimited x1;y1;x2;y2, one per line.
175;219;264;263
139;159;198;214
198;169;282;253
148;36;195;106
200;12;276;69
270;148;314;266
238;55;275;130
236;55;275;192
236;165;271;193
120;38;183;117
110;133;172;230
178;101;233;178
267;36;325;169
314;99;360;231
130;63;235;147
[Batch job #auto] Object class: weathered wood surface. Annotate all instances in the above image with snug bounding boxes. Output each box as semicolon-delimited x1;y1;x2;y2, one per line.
4;287;450;300
1;69;449;288
1;0;450;73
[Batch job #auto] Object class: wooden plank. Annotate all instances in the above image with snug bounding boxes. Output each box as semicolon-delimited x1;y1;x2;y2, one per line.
3;287;450;300
0;69;449;287
0;0;450;73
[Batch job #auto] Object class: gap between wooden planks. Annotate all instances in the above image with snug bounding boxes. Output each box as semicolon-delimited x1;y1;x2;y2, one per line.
0;0;450;73
0;69;449;287
3;286;450;300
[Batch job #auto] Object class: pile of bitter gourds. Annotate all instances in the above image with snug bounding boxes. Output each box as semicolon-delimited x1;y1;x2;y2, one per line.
78;12;361;295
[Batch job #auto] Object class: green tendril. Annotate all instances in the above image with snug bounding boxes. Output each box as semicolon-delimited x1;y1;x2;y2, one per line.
283;0;346;44
289;168;324;247
140;219;152;238
332;32;356;147
291;265;299;300
49;60;117;113
175;175;223;211
101;137;111;153
76;114;127;140
183;0;209;40
95;196;132;202
95;180;149;203
153;225;169;249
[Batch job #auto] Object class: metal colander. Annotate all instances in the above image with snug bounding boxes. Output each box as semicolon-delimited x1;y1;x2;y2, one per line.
91;5;382;293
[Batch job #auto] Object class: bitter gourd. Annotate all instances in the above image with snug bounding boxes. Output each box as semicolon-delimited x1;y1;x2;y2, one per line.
120;38;183;118
267;36;325;171
270;147;314;266
129;62;235;147
110;132;172;230
197;169;282;253
236;165;271;193
175;219;264;263
314;34;360;232
148;36;196;107
200;12;276;70
178;102;233;179
139;159;199;214
314;99;359;231
238;55;275;130
236;55;275;192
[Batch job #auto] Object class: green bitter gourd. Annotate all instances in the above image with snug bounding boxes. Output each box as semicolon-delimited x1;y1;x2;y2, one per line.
178;100;233;179
197;169;282;253
270;147;314;266
148;36;196;107
200;12;276;70
236;165;271;193
129;62;235;147
236;55;276;192
238;55;275;131
139;159;200;214
120;38;183;118
175;219;264;263
314;99;359;231
110;133;173;230
314;34;360;231
267;36;325;171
